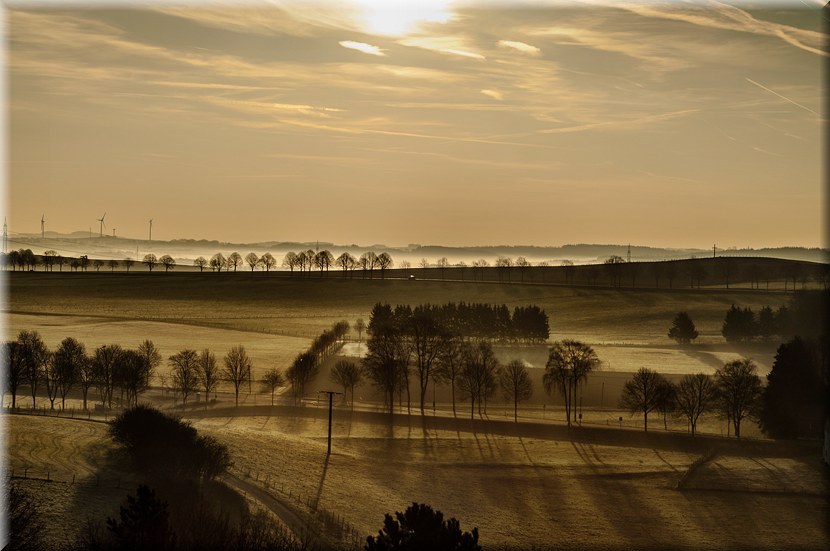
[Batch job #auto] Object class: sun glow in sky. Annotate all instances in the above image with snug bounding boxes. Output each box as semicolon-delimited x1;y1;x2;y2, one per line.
5;1;827;248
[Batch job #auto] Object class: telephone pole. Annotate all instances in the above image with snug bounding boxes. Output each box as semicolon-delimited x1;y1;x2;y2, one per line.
318;390;342;456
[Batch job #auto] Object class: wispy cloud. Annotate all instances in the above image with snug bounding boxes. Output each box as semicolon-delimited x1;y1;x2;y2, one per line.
480;89;503;101
398;36;485;60
497;40;541;56
339;40;386;56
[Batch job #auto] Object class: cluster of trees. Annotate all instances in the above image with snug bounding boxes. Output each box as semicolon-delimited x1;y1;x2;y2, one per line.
282;250;394;279
285;321;350;399
361;302;550;419
366;502;481;551
722;304;796;342
363;304;501;417
2;331;160;411
109;405;231;482
620;337;828;439
166;345;255;407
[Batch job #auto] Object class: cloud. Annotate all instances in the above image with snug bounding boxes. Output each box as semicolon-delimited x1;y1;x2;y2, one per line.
480;89;503;100
497;40;541;55
398;36;485;60
339;40;386;56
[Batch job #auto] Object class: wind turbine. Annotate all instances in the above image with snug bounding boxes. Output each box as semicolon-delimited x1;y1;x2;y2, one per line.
97;213;106;237
149;219;153;242
41;215;45;239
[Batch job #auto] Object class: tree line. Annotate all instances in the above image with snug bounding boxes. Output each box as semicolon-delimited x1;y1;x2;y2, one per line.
620;335;827;438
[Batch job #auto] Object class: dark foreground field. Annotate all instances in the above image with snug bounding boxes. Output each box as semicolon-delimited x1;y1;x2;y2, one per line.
6;409;828;551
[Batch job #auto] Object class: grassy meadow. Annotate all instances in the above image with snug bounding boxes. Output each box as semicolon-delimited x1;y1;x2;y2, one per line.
5;269;827;550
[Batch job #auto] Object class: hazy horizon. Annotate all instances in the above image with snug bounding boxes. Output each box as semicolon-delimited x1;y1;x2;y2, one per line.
6;0;827;248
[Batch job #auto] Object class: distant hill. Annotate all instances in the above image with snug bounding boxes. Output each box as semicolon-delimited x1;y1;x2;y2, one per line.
5;232;828;266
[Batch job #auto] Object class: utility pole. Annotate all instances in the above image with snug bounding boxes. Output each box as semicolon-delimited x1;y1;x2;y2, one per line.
318;390;342;456
627;243;631;263
2;218;7;254
713;244;716;258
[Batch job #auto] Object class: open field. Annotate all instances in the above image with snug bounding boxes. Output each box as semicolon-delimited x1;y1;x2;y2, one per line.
6;273;788;387
6;410;827;550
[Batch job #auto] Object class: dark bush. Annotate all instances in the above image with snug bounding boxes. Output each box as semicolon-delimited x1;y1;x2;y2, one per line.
109;405;231;481
365;502;481;551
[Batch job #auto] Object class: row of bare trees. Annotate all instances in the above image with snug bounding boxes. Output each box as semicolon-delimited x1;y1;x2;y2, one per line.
619;360;763;437
285;321;351;400
2;331;161;411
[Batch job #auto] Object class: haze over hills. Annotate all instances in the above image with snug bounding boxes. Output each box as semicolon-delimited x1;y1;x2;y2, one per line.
6;231;828;266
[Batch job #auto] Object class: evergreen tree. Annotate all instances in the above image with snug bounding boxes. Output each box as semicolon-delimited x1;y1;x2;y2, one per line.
668;312;698;344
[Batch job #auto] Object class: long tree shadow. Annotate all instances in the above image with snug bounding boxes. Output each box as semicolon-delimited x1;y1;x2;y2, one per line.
312;455;330;513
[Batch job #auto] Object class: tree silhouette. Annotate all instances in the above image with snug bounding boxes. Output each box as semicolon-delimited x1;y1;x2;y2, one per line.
759;337;826;439
722;305;756;342
500;360;533;422
169;349;199;405
330;360;361;407
93;344;123;409
193;256;207;272
336;252;356;277
354;318;366;344
198;348;220;407
123;258;134;272
458;341;499;419
3;341;25;408
668;312;698;344
245;252;259;271
365;502;481;551
107;484;176;551
675;373;717;436
282;251;299;273
314;250;334;275
228;252;243;272
620;367;669;432
261;367;285;406
223;345;251;406
160;255;176;272
543;340;599;426
143;254;157;271
54;337;85;410
19;330;48;409
210;253;226;272
260;252;277;272
108;259;120;271
716;358;762;438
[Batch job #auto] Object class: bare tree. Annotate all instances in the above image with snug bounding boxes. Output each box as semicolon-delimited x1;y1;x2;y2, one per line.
93;259;104;272
407;306;451;415
54;337;85;410
330;360;361;407
123;258;134;272
376;252;393;279
169;349;199;405
245;252;259;271
354;318;366;344
283;251;299;273
19;330;48;409
435;338;464;417
261;367;285;405
458;341;500;419
223;345;251;406
137;340;161;389
194;256;207;272
210;253;226;272
314;250;334;275
361;252;378;279
160;255;176;272
675;373;717;436
93;344;123;409
260;252;277;272
336;252;356;277
4;341;25;408
118;349;151;407
43;250;57;271
500;360;533;422
620;367;669;432
715;359;762;438
77;349;96;410
108;259;119;272
142;254;158;271
228;252;243;272
286;351;318;402
399;260;411;269
198;348;221;406
543;340;600;426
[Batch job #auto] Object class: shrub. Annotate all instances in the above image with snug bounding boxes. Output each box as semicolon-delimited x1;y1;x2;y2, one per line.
109;405;231;481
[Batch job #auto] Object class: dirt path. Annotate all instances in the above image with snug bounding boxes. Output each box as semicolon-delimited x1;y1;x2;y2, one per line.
221;471;319;544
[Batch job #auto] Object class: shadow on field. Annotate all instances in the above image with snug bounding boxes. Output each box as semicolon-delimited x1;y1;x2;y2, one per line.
186;403;818;459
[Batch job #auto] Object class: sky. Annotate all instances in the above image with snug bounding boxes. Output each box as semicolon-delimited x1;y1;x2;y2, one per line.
4;0;827;248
